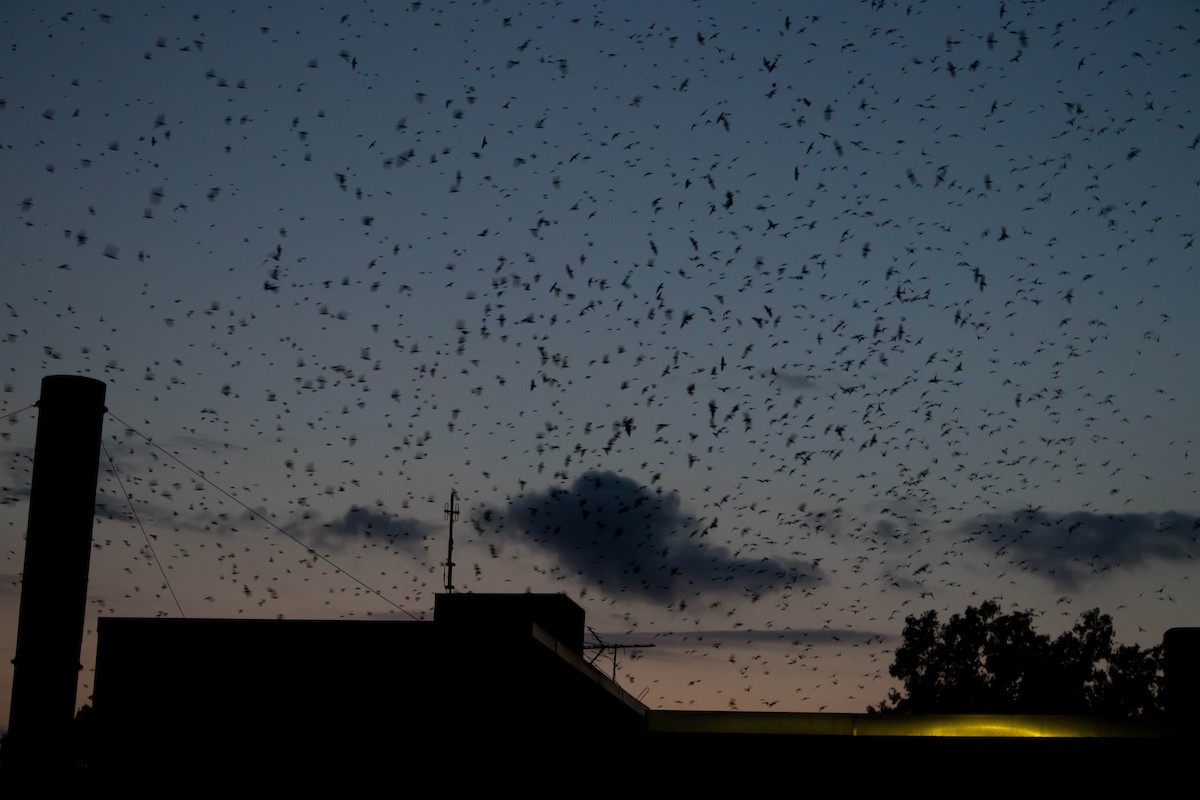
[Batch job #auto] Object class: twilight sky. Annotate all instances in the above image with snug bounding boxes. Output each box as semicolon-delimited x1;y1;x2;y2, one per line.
2;0;1198;728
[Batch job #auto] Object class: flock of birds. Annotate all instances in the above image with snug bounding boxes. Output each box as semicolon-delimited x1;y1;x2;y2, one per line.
1;1;1197;716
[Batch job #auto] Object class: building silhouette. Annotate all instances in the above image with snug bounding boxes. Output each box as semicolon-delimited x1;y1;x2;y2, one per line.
92;592;646;776
4;377;1197;786
85;592;1195;787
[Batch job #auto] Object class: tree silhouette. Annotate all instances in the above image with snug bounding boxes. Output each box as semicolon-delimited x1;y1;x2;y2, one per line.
874;602;1163;715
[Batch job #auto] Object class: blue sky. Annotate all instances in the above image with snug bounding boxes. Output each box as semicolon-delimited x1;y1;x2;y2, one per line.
2;1;1198;726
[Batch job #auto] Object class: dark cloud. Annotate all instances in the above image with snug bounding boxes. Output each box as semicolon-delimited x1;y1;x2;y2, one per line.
2;439;246;531
636;627;884;647
94;490;152;524
0;446;33;504
3;447;203;529
474;470;822;602
962;510;1200;589
4;442;222;536
168;434;249;452
762;370;819;391
90;478;262;533
300;505;437;552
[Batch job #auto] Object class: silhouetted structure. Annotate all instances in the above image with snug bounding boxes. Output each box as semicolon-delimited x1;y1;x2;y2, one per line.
1165;627;1200;717
89;597;1194;785
4;375;1196;786
6;376;106;773
92;593;645;777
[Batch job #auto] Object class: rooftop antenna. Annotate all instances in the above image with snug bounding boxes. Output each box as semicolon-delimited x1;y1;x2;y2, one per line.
442;489;459;592
584;626;655;682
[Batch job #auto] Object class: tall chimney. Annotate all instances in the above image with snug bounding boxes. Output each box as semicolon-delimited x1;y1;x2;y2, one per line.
6;375;106;768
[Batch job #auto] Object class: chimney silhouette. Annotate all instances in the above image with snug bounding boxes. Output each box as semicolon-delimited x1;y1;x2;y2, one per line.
7;376;106;767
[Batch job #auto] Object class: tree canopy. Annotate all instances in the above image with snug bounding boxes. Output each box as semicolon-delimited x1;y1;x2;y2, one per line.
874;601;1163;715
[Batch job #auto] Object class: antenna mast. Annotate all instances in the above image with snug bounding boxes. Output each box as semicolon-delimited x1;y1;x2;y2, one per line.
442;489;459;592
584;626;655;681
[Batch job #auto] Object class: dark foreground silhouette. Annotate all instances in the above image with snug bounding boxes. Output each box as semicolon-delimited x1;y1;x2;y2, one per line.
875;602;1163;715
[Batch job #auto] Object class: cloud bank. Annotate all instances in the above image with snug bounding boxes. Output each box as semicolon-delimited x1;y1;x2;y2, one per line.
297;505;438;552
962;509;1200;588
474;470;822;602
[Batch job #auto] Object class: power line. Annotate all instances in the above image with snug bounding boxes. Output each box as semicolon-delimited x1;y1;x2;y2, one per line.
105;410;418;620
